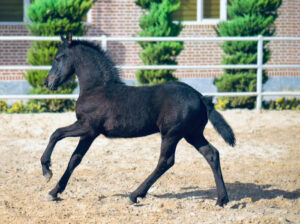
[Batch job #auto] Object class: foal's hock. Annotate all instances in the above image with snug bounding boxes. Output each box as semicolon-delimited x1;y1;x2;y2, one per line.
41;33;235;207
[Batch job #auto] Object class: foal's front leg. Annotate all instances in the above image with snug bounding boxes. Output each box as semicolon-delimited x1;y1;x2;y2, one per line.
40;121;87;182
46;136;95;201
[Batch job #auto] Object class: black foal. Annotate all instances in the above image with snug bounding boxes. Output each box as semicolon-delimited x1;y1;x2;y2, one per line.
41;33;235;206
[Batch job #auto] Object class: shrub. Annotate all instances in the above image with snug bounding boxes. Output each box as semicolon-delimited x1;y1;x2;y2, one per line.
215;96;300;111
214;73;268;109
24;101;47;113
214;0;282;109
215;98;230;111
135;0;183;85
7;101;26;113
0;100;75;113
263;97;300;110
29;84;76;112
0;100;8;112
24;0;94;110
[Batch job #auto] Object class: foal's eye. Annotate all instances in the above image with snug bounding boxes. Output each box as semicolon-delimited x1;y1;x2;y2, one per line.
55;56;63;62
55;53;65;62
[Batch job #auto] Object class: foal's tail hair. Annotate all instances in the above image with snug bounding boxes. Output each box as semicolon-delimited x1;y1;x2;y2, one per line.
201;96;236;147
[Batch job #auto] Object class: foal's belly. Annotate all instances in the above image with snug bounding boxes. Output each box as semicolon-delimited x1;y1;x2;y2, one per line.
102;117;159;138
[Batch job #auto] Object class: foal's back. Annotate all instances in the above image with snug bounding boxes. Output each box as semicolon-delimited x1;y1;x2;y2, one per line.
75;81;207;138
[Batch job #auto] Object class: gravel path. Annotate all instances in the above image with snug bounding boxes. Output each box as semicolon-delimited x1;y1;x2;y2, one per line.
0;110;299;223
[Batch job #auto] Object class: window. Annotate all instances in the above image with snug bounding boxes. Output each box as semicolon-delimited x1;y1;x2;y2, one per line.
0;0;30;24
83;10;92;23
172;0;227;24
204;0;220;18
0;0;91;24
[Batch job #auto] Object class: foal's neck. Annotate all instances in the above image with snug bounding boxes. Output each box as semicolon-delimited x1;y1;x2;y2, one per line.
73;45;123;93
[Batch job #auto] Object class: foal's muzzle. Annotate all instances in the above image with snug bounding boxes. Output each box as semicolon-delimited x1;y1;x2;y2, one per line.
45;76;58;91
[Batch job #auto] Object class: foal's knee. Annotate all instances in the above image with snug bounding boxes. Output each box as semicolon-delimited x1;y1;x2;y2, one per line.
198;144;219;163
157;156;175;172
50;129;63;142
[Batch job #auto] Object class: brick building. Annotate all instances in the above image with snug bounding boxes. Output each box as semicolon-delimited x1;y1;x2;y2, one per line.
0;0;299;95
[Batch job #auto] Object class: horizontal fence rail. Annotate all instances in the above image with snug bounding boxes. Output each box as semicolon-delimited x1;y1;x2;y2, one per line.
1;36;300;41
0;35;300;110
1;91;299;100
2;64;300;70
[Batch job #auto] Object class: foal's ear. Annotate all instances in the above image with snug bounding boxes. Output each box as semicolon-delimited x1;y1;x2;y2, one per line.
67;31;72;45
60;32;72;46
60;33;66;43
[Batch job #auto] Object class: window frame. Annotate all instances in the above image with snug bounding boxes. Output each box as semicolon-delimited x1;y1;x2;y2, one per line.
0;0;92;25
179;0;227;25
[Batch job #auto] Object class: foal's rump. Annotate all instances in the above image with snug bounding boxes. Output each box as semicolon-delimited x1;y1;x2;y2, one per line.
152;82;235;147
152;82;208;136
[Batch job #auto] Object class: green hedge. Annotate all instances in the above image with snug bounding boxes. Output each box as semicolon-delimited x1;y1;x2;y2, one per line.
1;96;298;113
0;100;75;113
215;97;300;111
263;97;300;110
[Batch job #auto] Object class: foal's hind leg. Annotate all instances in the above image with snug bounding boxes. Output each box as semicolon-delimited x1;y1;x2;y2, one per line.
185;135;229;207
129;135;180;203
46;136;95;201
41;121;89;182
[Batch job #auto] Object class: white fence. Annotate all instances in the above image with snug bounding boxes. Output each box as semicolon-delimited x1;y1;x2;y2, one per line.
0;35;300;110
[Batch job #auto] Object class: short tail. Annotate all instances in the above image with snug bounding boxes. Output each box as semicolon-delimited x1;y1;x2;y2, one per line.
201;96;236;147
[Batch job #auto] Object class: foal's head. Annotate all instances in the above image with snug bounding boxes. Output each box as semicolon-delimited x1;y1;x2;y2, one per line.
45;33;75;91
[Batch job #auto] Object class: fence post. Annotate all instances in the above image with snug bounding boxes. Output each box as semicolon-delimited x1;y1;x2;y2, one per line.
256;35;263;111
101;35;107;51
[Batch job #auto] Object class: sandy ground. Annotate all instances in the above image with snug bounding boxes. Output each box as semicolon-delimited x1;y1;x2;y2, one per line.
0;110;299;224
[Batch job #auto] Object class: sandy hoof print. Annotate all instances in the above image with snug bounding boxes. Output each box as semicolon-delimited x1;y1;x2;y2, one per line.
128;198;136;205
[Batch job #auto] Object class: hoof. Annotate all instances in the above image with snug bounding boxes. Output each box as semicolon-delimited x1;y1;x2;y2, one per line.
216;197;229;207
45;194;57;201
129;194;138;204
43;170;53;182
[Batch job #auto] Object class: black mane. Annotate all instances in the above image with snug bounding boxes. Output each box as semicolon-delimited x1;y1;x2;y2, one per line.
70;40;103;53
69;40;123;84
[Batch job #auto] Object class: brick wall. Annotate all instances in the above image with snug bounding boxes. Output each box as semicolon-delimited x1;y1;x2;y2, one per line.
0;25;29;80
0;0;299;81
267;0;300;77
